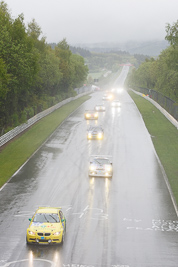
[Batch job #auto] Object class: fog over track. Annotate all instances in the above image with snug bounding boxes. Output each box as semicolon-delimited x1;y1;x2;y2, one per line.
0;67;177;267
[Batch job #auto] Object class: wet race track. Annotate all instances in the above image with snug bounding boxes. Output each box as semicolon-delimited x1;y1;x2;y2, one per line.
0;67;178;267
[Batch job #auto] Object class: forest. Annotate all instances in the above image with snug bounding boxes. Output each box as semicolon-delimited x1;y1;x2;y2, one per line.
1;0;177;135
127;20;178;102
0;1;88;134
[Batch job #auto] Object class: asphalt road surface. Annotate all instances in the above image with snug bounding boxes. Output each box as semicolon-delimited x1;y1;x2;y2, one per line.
0;67;177;267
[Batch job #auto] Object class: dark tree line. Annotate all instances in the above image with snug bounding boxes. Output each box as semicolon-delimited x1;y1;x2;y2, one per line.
0;1;88;133
127;21;178;102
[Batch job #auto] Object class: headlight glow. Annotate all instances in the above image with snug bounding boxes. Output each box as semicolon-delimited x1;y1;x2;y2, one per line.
94;113;98;118
90;165;95;171
117;88;123;93
54;231;61;236
106;166;112;171
97;133;103;139
28;231;36;235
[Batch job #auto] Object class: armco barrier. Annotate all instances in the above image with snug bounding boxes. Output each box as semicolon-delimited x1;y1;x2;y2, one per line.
133;87;178;121
131;89;178;129
0;89;92;147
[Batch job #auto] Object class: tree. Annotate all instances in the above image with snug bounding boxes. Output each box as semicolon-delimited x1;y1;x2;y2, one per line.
165;20;178;72
55;39;72;93
0;2;89;131
165;20;178;47
0;57;10;129
70;54;88;88
34;46;62;97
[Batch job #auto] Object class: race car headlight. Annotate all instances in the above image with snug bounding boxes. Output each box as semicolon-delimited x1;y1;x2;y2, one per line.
97;133;103;139
86;114;90;118
106;166;112;171
88;133;92;138
90;165;95;171
94;113;98;118
28;231;36;236
54;231;61;236
117;88;123;93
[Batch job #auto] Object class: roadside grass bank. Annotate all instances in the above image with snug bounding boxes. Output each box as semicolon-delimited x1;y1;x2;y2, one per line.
0;95;91;188
128;90;178;206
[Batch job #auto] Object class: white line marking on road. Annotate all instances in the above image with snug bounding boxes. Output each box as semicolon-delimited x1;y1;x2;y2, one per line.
66;207;72;211
84;205;89;211
0;259;55;267
0;183;7;192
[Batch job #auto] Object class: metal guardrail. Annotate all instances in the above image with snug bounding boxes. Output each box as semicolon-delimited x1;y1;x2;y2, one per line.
134;87;178;121
0;88;92;147
131;89;178;129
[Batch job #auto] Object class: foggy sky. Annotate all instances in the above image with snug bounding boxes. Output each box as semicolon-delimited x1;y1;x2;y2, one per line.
3;0;178;45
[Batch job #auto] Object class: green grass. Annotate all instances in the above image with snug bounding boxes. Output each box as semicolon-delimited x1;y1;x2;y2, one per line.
89;72;103;79
129;90;178;205
0;95;90;188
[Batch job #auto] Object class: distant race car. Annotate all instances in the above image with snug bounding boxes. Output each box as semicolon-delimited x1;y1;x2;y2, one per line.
87;126;104;140
95;104;106;112
102;93;113;101
89;155;113;177
84;110;98;120
111;100;121;107
26;207;66;245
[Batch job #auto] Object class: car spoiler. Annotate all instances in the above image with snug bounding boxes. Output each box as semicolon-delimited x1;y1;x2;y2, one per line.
38;207;62;210
87;125;103;130
90;155;112;163
90;155;112;160
90;155;112;157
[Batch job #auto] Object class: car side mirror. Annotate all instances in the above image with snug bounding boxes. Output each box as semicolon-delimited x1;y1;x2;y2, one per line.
62;218;65;222
29;218;32;221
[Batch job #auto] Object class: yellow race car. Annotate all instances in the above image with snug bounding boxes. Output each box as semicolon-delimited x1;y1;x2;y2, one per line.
26;207;66;245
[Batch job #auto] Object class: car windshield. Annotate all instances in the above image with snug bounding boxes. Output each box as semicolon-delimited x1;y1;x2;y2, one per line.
86;111;95;114
93;158;110;165
90;127;101;131
33;213;60;223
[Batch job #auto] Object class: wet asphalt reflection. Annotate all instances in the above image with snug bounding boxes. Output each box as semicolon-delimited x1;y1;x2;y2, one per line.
0;67;178;267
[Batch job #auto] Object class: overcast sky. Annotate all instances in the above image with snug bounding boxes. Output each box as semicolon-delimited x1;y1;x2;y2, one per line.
3;0;178;45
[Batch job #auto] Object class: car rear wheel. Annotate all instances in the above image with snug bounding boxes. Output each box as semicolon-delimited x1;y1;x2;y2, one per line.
61;233;65;244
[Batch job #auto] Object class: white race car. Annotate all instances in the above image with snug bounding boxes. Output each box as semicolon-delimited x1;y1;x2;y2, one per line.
95;104;106;112
89;155;113;177
102;93;113;101
111;100;121;107
87;126;104;140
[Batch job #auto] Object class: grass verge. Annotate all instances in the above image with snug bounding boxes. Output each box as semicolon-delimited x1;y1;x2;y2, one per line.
0;95;90;188
128;90;178;205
